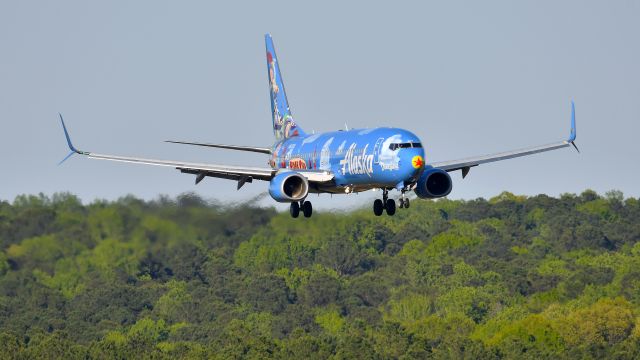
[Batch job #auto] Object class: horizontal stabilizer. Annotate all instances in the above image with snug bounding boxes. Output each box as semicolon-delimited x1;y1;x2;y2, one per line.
165;140;271;154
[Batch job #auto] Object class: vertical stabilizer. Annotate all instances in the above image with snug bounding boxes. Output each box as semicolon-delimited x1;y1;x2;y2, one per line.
265;34;305;140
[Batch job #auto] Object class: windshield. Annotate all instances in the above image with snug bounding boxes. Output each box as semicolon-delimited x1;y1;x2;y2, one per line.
389;142;422;150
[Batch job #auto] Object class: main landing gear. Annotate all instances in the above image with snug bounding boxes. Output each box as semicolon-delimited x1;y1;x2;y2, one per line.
373;188;410;216
290;200;313;218
373;189;396;216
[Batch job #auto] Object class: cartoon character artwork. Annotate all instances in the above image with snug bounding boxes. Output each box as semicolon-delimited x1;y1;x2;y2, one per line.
289;157;307;170
319;137;334;171
312;146;318;169
285;144;296;162
283;116;299;138
279;144;289;168
337;140;347;155
267;51;284;133
270;142;283;168
378;135;402;171
266;50;300;140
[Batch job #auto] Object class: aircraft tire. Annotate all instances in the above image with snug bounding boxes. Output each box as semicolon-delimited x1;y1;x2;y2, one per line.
386;199;396;216
290;202;300;218
373;199;384;216
404;198;410;208
398;199;405;208
302;201;313;218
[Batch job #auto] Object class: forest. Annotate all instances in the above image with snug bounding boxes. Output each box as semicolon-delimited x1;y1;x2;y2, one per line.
1;190;640;359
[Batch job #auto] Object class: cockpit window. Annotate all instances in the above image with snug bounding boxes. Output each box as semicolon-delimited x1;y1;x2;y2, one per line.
389;142;422;150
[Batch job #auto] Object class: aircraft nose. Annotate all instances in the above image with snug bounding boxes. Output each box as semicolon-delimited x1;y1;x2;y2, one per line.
400;148;425;179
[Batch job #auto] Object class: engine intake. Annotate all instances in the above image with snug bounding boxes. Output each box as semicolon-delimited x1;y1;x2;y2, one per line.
414;168;452;199
268;172;309;202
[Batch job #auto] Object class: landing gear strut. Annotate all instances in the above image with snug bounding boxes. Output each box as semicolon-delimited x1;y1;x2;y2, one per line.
398;189;410;209
290;200;313;218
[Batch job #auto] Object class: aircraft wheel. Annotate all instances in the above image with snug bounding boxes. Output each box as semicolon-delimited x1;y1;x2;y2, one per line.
373;199;384;216
302;201;313;218
290;202;300;218
398;198;405;208
385;199;396;216
404;198;410;208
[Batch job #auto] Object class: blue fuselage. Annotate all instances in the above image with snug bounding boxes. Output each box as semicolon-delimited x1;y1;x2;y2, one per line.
270;127;426;193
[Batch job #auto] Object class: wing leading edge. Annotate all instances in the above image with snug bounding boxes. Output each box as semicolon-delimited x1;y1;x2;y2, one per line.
429;102;578;177
165;140;272;154
57;115;333;187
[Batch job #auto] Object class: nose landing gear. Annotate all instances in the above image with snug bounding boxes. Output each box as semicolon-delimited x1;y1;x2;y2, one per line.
398;190;410;209
290;200;313;218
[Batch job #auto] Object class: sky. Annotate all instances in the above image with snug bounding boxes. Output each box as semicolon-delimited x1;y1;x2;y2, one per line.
1;1;639;210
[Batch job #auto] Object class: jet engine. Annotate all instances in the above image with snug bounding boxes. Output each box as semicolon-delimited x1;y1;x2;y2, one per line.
414;167;452;199
268;172;309;202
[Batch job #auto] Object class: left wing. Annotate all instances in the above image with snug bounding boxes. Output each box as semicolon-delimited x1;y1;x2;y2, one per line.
165;140;272;154
57;115;333;188
428;102;579;178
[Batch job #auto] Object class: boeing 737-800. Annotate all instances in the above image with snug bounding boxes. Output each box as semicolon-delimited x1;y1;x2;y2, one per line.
59;34;578;218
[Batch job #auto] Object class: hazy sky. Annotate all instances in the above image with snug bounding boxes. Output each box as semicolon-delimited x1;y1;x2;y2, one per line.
1;1;639;210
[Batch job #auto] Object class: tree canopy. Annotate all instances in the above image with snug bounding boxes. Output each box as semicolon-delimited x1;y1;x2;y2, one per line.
1;190;640;359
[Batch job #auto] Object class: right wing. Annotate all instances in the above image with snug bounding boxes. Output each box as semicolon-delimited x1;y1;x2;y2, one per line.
428;102;579;178
58;115;333;188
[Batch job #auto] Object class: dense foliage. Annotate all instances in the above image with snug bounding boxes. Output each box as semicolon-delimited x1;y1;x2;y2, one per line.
1;190;640;359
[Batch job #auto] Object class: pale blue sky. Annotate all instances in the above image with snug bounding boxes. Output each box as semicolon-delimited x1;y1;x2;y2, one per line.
1;1;639;209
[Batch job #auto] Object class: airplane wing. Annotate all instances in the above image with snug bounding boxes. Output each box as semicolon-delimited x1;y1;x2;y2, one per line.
165;140;272;154
428;102;578;178
58;115;333;188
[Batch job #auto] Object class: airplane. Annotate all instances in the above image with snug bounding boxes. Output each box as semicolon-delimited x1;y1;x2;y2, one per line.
58;34;579;218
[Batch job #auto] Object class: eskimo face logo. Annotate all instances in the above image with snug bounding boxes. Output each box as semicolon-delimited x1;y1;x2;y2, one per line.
340;143;374;177
412;155;424;169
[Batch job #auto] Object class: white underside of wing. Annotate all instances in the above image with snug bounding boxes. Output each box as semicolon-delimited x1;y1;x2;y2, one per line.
87;152;334;183
88;153;274;177
429;141;572;171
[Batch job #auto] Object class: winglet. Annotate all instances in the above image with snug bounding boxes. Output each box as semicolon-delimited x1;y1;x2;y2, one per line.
58;114;87;165
568;101;576;142
567;101;579;152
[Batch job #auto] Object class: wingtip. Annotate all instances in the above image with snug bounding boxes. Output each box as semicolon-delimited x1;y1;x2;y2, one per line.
567;101;577;143
58;113;84;156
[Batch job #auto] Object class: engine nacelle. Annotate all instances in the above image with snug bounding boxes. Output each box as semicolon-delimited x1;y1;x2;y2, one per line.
414;167;452;199
268;172;309;203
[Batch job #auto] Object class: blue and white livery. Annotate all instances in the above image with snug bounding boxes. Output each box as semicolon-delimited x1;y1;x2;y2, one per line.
58;35;579;218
